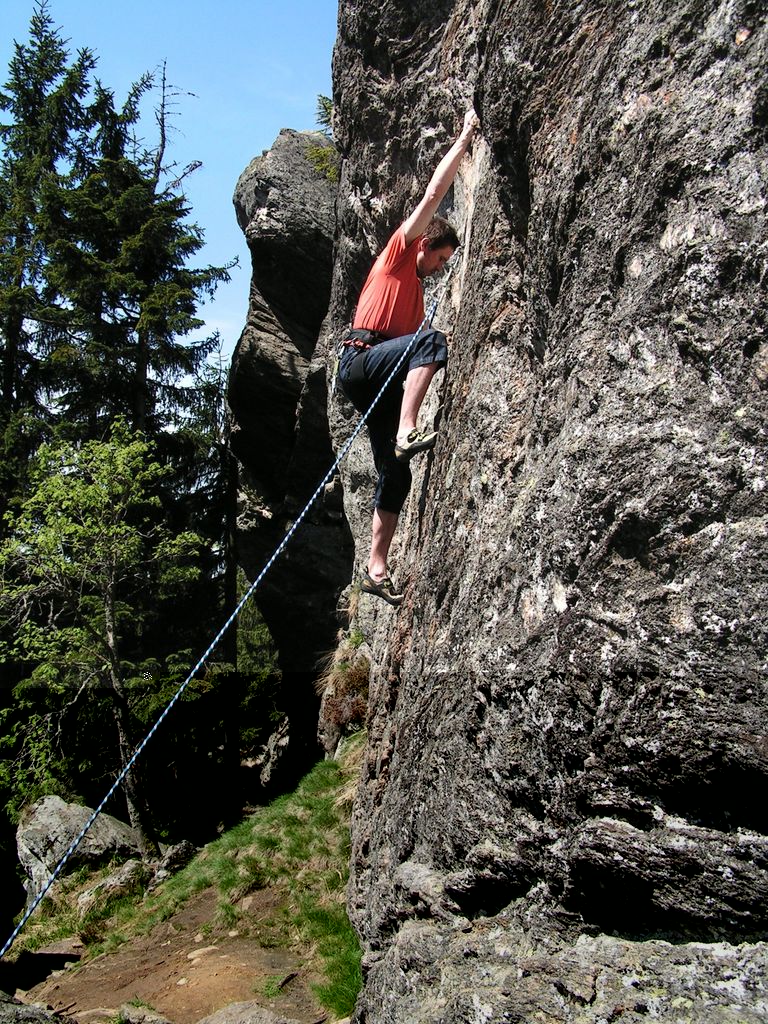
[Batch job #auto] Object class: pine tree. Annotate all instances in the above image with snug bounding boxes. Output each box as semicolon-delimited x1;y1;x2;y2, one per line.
0;1;94;522
0;0;94;420
42;67;232;439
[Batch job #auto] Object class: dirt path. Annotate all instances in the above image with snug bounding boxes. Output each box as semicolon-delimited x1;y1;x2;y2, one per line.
18;888;329;1024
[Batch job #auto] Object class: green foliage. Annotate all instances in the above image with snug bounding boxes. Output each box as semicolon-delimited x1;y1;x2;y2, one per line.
44;140;232;435
235;569;282;751
0;0;96;423
306;143;339;184
0;418;201;661
1;6;233;440
0;420;202;825
315;94;333;138
348;627;365;649
0;5;235;598
0;709;67;820
0;5;250;843
307;94;338;183
236;569;279;679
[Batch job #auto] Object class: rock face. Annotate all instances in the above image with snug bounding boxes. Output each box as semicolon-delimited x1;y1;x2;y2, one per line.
326;0;768;1020
230;128;353;781
17;796;143;903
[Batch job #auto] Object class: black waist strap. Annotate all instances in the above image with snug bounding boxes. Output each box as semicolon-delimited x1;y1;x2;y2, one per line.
345;328;386;348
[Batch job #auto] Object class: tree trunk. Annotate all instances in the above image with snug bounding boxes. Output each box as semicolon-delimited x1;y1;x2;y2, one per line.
2;228;33;417
104;583;159;857
134;327;149;432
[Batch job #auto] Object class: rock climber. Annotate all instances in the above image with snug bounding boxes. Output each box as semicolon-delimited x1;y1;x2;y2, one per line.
337;107;479;606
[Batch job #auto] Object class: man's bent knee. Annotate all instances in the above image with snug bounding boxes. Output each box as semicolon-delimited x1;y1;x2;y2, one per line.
374;460;412;514
407;328;448;372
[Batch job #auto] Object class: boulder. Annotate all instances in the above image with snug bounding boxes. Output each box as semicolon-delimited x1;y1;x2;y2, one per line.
147;839;196;891
17;796;143;903
0;990;76;1024
117;1005;173;1024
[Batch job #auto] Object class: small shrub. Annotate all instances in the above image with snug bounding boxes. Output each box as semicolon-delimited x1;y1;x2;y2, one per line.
315;94;333;136
307;144;339;183
316;631;370;735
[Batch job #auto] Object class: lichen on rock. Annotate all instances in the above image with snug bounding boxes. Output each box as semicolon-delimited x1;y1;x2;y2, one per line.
322;0;768;1020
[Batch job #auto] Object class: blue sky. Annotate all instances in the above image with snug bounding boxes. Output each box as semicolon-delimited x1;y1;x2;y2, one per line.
2;0;339;360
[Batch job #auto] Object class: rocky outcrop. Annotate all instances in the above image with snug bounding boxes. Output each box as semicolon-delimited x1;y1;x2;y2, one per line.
76;858;150;918
326;0;768;1020
0;991;76;1024
147;839;196;890
17;796;143;903
231;128;336;512
230;128;353;784
231;128;352;671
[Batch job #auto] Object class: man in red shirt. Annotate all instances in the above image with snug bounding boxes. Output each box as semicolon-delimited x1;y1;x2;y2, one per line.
338;109;478;605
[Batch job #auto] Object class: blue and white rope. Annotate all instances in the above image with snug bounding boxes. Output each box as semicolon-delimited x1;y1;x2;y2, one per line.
0;298;438;961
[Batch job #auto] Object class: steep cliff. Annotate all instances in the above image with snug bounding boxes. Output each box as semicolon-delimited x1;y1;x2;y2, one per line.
327;1;768;1020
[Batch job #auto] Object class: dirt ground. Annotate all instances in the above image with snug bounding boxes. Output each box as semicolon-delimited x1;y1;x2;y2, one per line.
17;888;330;1024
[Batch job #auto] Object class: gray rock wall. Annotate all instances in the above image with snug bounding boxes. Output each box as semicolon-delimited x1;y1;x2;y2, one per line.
327;1;768;1020
230;129;353;677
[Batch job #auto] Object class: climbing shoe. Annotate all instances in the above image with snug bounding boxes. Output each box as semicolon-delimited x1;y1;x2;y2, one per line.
361;571;404;606
394;428;438;463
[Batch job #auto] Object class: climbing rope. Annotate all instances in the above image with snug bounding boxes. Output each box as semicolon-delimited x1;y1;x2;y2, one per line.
0;297;440;961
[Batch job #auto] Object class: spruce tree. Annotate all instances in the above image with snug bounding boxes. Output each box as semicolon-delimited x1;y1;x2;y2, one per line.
44;70;232;439
0;0;94;517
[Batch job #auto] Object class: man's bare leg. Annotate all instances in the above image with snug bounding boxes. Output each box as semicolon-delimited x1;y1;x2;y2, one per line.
397;362;439;441
368;507;398;580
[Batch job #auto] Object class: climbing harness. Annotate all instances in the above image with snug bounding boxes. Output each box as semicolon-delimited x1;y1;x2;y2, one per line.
331;329;384;395
0;296;440;962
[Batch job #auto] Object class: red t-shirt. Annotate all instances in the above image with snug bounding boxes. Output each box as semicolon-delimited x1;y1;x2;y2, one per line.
353;227;424;339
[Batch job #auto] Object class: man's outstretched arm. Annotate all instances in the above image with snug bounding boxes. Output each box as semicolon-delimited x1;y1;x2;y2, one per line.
402;108;479;246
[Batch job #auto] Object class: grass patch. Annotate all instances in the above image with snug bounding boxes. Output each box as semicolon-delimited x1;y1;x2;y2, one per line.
260;974;284;999
316;631;370;737
301;898;363;1016
9;746;365;1017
